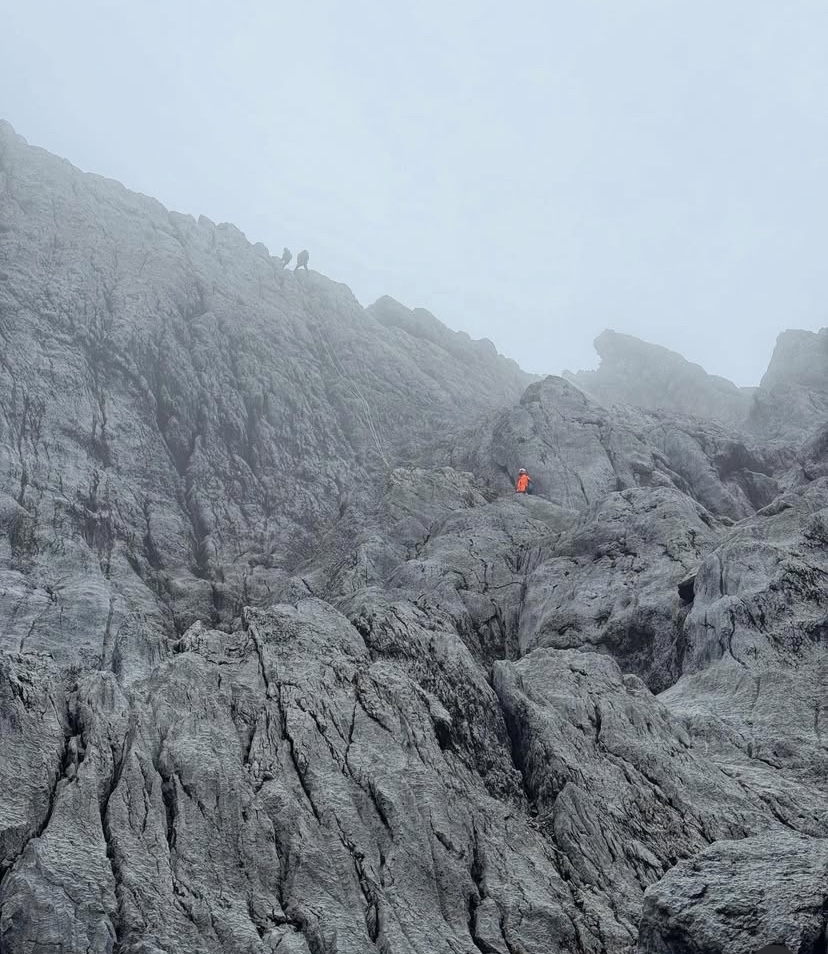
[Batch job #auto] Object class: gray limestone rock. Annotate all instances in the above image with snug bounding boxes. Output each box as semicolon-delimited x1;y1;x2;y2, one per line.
637;832;828;954
565;330;755;427
0;120;531;674
751;329;828;438
494;648;779;950
518;486;720;691
0;654;68;876
466;373;794;524
468;374;681;509
3;119;828;954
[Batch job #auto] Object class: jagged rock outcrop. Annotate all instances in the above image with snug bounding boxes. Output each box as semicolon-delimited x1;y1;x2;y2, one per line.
464;374;792;522
567;326;828;445
468;374;693;510
565;330;755;427
494;649;775;951
517;486;718;692
0;119;531;672
661;476;828;825
368;296;532;405
637;833;828;954
641;415;789;520
751;328;828;437
2;120;828;954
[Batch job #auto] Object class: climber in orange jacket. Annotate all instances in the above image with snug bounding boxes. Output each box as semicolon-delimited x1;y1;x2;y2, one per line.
515;468;532;494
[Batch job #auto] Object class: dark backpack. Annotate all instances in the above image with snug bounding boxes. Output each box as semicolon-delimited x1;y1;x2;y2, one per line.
526;479;534;495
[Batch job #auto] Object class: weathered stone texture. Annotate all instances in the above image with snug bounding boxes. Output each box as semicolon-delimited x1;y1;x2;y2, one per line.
1;120;827;953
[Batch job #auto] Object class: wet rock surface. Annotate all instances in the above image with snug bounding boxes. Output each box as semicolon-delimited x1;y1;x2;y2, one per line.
1;121;828;953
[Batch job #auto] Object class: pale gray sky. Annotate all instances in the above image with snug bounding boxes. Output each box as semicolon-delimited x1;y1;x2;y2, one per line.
2;1;827;385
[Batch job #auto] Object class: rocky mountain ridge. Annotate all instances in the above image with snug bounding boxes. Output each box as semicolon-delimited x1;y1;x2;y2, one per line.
566;327;828;439
1;121;827;954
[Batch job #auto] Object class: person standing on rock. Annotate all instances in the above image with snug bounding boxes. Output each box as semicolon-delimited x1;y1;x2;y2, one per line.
280;247;292;268
295;249;310;271
515;468;533;494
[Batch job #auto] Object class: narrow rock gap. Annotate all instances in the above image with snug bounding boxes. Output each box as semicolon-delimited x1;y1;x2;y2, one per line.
277;684;322;824
99;713;136;948
498;912;522;954
151;731;178;852
466;820;499;954
812;895;828;954
593;703;603;746
246;619;272;696
495;697;536;815
335;818;381;945
100;784;127;948
0;687;80;900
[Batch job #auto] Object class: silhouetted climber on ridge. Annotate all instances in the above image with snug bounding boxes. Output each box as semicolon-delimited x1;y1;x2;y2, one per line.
295;249;310;271
280;247;292;267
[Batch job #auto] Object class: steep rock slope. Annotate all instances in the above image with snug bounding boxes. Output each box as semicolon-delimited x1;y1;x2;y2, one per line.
465;374;790;520
368;295;534;407
2;123;828;954
0;120;530;673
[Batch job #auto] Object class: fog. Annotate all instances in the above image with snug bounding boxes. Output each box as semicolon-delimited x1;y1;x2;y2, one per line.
2;0;827;385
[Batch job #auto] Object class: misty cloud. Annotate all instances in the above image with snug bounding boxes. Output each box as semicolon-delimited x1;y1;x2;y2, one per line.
2;1;827;385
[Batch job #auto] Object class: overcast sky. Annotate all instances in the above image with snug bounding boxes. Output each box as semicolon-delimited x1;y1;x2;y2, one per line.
2;1;827;385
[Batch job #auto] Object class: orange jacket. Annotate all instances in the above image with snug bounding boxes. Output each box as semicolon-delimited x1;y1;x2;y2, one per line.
516;473;530;493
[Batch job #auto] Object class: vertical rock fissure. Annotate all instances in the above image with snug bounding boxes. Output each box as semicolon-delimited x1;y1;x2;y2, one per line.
336;818;381;945
466;821;497;954
277;683;322;825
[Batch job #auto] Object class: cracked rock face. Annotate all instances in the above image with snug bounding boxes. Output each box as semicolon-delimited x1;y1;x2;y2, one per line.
0;120;531;675
1;120;828;954
637;833;828;954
